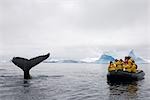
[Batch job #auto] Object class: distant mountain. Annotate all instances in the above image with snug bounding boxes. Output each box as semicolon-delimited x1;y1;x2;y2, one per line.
128;50;147;63
80;57;99;63
96;54;115;64
44;58;80;63
44;58;59;63
61;60;79;63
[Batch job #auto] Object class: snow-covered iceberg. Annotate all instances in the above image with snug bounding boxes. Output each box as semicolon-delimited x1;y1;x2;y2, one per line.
44;58;80;63
61;60;79;63
43;58;60;63
80;57;99;63
128;50;147;63
96;53;115;64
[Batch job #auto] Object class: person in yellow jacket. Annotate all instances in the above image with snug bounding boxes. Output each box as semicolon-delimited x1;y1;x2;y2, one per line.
120;59;124;66
123;57;133;72
115;59;123;71
123;64;132;72
124;56;128;64
108;61;116;72
131;61;137;73
128;57;133;66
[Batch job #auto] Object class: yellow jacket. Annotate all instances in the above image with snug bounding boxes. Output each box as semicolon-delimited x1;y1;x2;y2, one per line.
115;61;123;70
131;63;137;73
108;63;116;72
128;59;133;66
123;64;131;72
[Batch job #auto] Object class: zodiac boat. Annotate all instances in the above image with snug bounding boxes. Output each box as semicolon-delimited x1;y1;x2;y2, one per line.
107;70;145;82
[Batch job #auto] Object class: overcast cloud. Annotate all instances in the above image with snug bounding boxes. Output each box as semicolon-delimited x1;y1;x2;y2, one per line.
0;0;149;58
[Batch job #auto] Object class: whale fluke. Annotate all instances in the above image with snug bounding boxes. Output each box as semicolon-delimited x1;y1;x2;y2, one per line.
12;53;50;79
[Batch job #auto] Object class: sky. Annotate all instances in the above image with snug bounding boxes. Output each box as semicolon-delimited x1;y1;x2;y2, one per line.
0;0;149;59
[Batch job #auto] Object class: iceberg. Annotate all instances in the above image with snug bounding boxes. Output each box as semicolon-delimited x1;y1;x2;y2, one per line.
43;58;60;63
128;50;147;63
80;57;99;63
44;58;80;63
96;53;115;64
61;60;79;63
128;50;136;59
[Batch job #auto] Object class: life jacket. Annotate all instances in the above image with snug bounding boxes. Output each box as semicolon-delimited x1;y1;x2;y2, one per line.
108;63;116;72
128;59;133;66
131;63;137;73
123;64;131;72
115;61;123;70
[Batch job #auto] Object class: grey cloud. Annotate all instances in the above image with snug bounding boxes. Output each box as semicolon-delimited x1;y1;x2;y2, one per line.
0;0;149;56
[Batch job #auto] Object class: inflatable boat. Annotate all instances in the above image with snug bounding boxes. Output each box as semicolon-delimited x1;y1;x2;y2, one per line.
107;70;145;82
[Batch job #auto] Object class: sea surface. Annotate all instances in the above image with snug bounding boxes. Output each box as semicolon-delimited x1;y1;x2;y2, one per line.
0;63;150;100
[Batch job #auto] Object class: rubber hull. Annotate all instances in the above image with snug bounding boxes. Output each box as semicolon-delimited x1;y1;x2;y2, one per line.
107;70;145;82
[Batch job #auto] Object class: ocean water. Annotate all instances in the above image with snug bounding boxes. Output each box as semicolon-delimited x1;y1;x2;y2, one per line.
0;63;150;100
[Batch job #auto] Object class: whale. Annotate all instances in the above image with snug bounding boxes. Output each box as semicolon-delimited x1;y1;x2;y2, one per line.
12;53;50;79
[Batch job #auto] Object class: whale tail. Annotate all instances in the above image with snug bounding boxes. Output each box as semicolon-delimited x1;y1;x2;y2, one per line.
12;53;50;79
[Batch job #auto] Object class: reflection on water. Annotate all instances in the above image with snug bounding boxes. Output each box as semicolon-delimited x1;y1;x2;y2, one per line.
0;63;150;100
108;81;138;100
